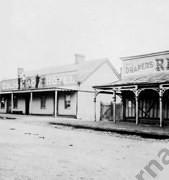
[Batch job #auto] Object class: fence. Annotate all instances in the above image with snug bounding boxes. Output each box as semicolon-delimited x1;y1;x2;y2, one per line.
100;102;122;121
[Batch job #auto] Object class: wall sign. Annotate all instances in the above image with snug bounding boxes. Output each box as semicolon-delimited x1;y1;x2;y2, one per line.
1;73;76;90
122;55;169;78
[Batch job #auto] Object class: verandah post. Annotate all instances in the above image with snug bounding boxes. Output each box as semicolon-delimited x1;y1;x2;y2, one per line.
134;88;139;125
11;93;13;113
120;93;125;121
54;90;57;117
100;102;103;121
94;90;100;122
112;91;116;123
159;96;163;127
159;88;164;127
135;95;139;125
29;92;33;115
94;94;97;122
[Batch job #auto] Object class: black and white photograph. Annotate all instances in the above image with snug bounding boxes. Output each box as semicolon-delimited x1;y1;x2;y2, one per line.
0;0;169;179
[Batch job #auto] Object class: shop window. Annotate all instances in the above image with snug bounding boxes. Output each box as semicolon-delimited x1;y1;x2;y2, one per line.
64;94;71;109
13;96;18;109
41;96;46;109
0;98;5;109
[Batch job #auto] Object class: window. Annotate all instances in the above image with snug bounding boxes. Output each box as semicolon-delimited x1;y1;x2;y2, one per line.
13;96;18;109
64;94;71;109
41;96;46;109
0;98;5;109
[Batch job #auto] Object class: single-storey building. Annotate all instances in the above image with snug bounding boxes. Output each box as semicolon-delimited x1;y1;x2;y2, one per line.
94;50;169;127
0;55;119;121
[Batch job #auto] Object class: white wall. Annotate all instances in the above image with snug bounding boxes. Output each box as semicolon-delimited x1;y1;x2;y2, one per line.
77;91;94;121
77;61;119;121
57;92;77;116
13;97;26;114
80;61;119;91
31;93;54;115
77;91;115;121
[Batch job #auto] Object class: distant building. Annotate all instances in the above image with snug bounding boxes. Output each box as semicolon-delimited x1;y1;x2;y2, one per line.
94;50;169;126
0;55;119;121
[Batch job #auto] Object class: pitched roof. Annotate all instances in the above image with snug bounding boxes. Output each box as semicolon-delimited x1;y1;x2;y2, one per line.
25;58;120;83
0;58;120;91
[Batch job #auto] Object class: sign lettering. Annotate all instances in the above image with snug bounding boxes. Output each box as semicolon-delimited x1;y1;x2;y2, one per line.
122;55;169;78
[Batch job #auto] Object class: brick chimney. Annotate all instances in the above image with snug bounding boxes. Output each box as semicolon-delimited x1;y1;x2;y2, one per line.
75;54;85;64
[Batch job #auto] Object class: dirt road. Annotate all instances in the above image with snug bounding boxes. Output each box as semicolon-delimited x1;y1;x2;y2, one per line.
0;117;168;180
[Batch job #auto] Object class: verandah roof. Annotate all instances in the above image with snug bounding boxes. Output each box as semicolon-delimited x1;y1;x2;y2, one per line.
94;72;169;89
0;87;78;94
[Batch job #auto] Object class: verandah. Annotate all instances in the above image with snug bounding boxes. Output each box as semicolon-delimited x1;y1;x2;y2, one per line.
95;83;169;127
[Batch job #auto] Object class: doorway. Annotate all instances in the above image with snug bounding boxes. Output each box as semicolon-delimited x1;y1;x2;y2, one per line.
6;98;11;113
25;94;30;115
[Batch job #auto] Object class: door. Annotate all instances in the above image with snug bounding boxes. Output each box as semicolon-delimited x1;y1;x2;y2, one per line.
25;95;30;115
6;98;11;113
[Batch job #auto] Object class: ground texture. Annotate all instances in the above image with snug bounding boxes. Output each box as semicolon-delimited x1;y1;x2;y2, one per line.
0;116;169;180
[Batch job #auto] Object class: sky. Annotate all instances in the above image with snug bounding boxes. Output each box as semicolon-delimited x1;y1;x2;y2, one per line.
0;0;169;79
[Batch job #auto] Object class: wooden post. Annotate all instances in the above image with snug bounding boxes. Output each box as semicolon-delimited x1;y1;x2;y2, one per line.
123;99;126;121
94;96;97;122
121;95;124;121
29;92;33;115
110;102;113;121
159;89;163;127
159;96;163;127
112;91;116;123
11;93;13;113
54;90;58;117
100;102;102;121
134;88;140;125
135;95;139;125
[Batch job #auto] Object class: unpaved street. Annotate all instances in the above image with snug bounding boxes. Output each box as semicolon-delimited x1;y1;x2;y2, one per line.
0;117;169;180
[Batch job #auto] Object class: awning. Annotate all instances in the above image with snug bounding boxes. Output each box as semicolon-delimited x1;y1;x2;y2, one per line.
94;72;169;89
0;87;78;94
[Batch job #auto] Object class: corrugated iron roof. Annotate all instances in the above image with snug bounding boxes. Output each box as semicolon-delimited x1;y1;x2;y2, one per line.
94;72;169;88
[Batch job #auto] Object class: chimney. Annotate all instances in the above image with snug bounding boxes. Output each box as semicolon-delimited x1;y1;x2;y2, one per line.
17;68;24;78
75;54;85;64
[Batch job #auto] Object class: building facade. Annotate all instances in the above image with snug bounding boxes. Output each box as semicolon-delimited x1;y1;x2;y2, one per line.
94;50;169;127
0;56;119;121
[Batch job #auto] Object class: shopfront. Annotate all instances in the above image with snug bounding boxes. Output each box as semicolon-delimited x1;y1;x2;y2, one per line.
94;51;169;127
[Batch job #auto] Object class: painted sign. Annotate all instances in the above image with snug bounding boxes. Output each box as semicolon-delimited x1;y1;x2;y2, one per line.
0;73;77;91
122;54;169;78
1;79;18;90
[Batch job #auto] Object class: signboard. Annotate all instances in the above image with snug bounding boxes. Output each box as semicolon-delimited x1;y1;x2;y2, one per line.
1;79;18;90
0;73;77;91
122;54;169;78
45;74;76;87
